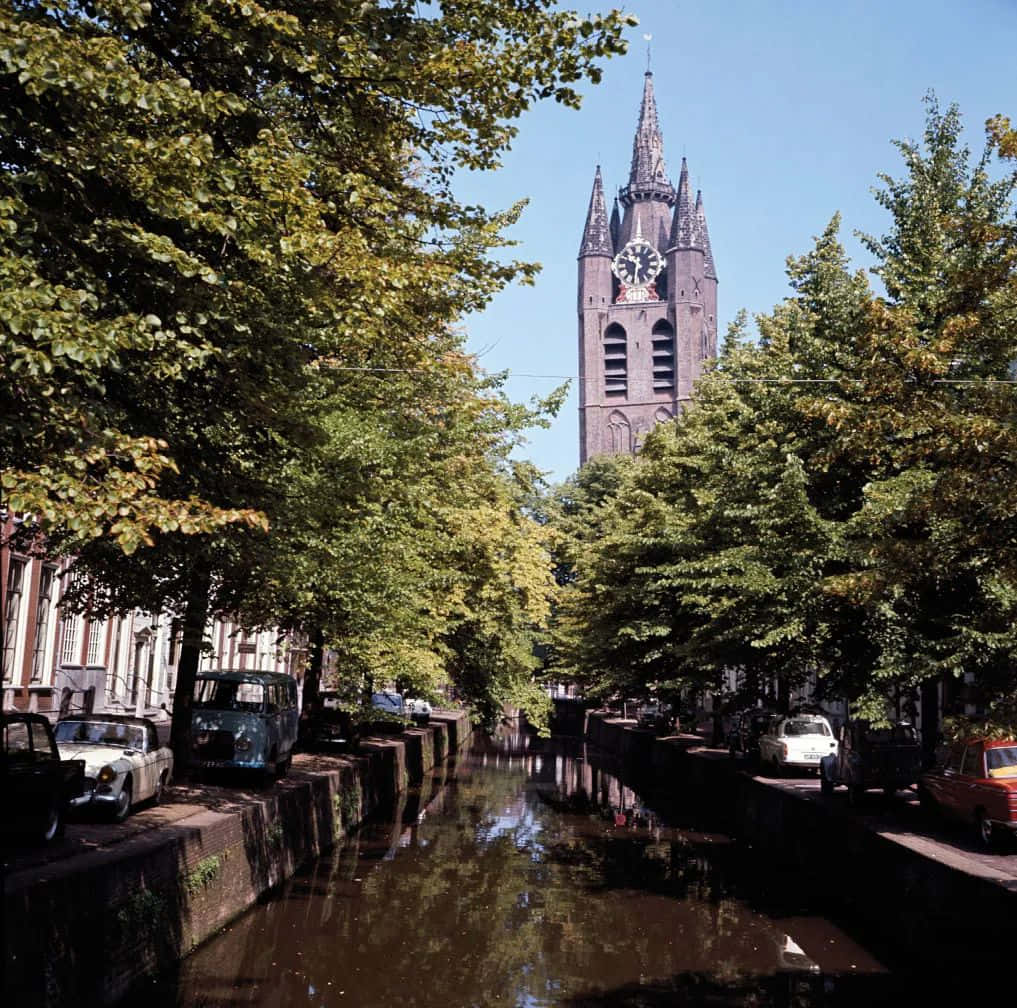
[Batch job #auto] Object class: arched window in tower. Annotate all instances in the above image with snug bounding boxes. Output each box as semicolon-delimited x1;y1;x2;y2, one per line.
607;410;631;454
654;407;672;425
651;319;675;393
603;323;627;397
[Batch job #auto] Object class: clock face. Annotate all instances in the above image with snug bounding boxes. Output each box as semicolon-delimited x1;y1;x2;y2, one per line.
612;238;664;287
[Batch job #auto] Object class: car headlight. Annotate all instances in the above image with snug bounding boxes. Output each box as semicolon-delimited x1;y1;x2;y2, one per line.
98;764;117;784
235;737;251;752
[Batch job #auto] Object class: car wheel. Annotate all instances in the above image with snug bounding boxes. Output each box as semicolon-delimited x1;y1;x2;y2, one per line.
112;779;133;823
40;801;64;843
820;774;834;797
976;809;996;850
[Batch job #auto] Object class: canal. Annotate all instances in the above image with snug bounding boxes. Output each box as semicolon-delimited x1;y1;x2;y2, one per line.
126;731;974;1007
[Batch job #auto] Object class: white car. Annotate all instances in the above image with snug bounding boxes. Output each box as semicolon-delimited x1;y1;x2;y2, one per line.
404;698;433;722
54;715;174;822
758;712;837;774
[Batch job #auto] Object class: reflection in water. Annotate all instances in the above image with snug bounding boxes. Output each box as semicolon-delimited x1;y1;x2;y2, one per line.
130;735;906;1008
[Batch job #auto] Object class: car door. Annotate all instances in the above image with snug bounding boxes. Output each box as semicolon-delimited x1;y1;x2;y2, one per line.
935;743;969;817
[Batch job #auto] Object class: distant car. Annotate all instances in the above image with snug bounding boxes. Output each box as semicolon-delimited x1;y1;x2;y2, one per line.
918;737;1017;848
371;691;405;717
54;714;172;823
2;711;84;843
404;698;433;723
307;691;360;752
820;720;922;802
635;700;674;733
727;708;778;761
758;712;837;774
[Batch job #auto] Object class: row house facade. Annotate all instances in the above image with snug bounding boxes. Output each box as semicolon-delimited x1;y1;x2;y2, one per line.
2;521;307;718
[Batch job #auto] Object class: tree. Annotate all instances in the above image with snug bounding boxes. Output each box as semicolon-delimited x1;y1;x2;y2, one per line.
551;99;1017;731
2;0;635;762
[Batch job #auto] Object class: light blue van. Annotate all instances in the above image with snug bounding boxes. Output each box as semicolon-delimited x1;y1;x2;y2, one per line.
191;670;299;779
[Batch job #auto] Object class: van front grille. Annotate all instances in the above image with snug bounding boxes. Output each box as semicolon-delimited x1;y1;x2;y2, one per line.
194;730;235;761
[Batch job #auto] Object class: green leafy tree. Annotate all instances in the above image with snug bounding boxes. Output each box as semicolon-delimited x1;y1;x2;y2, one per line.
2;0;634;762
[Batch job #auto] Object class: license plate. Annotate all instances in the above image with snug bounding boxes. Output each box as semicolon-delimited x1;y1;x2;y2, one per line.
804;753;821;760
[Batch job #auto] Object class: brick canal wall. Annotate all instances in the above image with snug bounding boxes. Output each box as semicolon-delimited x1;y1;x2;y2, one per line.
4;710;471;1008
586;711;1017;968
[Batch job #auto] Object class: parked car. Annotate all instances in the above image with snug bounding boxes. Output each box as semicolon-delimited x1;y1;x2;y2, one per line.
54;714;172;823
192;669;299;780
371;690;405;717
758;712;838;774
820;720;922;801
2;711;84;843
918;737;1017;848
727;708;778;761
635;699;675;733
307;691;360;752
404;698;433;723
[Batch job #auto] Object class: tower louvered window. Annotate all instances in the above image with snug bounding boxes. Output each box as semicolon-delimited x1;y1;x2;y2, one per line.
604;323;627;396
651;320;675;392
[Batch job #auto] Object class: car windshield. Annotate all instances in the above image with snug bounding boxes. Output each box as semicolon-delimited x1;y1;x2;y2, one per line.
55;720;145;749
783;719;829;737
194;678;264;713
986;746;1017;779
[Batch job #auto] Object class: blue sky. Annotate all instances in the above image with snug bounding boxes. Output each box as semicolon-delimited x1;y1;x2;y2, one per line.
456;0;1017;484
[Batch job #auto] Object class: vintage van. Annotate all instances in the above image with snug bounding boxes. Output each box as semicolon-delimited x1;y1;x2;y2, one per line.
191;669;299;779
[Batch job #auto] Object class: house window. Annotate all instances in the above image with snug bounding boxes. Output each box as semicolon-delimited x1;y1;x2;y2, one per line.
59;612;80;666
30;564;57;683
2;558;27;683
651;320;675;393
603;324;627;396
85;618;105;666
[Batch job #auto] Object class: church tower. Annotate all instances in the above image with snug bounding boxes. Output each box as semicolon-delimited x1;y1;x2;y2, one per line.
578;72;718;464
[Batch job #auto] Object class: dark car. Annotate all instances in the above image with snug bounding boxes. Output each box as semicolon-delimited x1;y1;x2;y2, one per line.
635;700;676;733
727;708;778;762
820;720;922;802
306;691;361;752
2;711;85;843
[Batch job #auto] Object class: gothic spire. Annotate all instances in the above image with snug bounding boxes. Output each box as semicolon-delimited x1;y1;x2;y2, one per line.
620;72;675;207
668;157;694;249
578;165;613;257
609;196;621;251
694;189;717;279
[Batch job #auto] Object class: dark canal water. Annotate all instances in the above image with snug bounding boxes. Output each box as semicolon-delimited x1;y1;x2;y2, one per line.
131;731;963;1008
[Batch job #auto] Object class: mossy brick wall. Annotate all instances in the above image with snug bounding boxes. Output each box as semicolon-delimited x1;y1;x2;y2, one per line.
585;712;1017;968
4;715;471;1008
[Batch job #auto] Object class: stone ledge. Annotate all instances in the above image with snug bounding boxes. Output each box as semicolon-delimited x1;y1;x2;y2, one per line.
585;710;1017;966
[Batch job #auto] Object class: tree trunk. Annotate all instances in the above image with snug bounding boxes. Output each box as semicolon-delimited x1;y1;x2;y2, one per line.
169;565;212;777
299;626;325;741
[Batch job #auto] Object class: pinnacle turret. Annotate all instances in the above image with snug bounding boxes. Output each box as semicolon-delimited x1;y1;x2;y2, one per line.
619;72;675;208
610;197;621;251
694;190;717;279
668;157;694;249
578;165;613;257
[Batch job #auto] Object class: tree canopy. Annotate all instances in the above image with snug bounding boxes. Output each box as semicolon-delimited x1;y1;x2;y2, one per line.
550;98;1017;727
2;0;636;749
